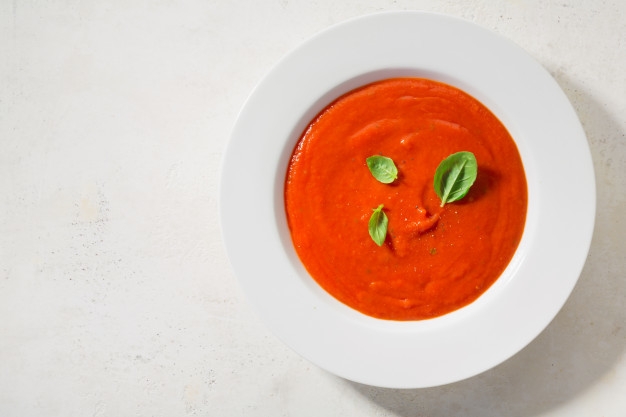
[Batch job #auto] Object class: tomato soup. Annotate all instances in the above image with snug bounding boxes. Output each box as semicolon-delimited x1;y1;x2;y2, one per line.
284;77;527;320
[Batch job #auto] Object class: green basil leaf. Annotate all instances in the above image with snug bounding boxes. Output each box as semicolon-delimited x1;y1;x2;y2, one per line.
433;151;478;207
366;155;398;184
368;204;388;246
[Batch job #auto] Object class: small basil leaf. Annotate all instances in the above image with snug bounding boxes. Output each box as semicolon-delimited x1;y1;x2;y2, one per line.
433;151;478;207
366;155;398;184
368;204;388;246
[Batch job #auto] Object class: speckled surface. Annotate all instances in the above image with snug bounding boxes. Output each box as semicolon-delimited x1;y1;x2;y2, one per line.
1;1;625;416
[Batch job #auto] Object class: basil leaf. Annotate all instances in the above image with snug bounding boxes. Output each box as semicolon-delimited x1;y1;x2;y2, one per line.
366;155;398;184
368;204;388;246
433;151;478;207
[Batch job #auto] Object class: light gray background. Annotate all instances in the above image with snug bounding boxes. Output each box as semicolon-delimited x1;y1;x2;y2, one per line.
1;1;624;416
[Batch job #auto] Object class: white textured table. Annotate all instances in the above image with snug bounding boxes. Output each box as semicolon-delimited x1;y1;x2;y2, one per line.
1;1;625;416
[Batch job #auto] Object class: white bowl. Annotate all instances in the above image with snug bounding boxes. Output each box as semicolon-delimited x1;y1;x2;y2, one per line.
220;11;595;388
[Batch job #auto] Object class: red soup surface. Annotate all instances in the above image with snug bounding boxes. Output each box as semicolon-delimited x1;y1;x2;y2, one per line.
284;77;527;321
